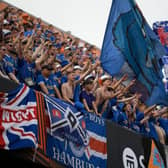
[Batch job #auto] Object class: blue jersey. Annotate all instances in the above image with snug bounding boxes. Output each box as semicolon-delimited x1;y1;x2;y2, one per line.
148;121;159;142
101;98;117;119
80;90;95;110
37;74;56;97
50;73;60;88
3;55;17;74
117;112;128;128
56;53;65;62
139;122;151;138
17;58;37;87
158;118;168;137
129;121;141;133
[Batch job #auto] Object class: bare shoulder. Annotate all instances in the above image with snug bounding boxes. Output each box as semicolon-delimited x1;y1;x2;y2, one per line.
61;82;68;89
95;87;102;95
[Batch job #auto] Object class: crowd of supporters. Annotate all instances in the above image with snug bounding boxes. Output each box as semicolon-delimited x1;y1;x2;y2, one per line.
0;4;168;146
153;21;168;54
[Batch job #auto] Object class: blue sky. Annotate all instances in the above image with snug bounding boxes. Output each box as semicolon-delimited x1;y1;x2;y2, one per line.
5;0;168;48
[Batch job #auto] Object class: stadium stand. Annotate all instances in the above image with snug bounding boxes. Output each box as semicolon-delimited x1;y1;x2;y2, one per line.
0;1;168;167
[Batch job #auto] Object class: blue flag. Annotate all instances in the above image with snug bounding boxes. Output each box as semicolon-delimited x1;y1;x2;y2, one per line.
44;94;89;146
100;0;168;105
47;113;107;168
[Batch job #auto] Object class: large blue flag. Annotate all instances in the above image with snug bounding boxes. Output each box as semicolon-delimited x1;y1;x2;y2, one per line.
100;0;168;105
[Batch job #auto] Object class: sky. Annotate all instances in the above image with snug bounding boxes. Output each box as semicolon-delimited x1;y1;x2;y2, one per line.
4;0;168;48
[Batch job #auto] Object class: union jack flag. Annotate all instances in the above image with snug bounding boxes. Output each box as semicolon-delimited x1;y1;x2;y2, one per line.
0;84;38;150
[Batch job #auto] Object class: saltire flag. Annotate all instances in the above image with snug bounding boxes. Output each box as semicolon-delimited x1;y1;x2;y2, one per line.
46;112;107;168
0;84;38;149
44;94;89;146
100;0;168;105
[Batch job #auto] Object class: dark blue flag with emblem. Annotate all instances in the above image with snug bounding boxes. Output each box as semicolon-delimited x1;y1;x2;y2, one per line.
46;112;107;168
100;0;168;105
44;94;89;146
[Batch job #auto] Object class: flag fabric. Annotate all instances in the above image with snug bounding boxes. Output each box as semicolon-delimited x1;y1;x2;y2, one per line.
0;84;38;150
100;0;168;105
45;95;107;168
148;140;166;168
44;94;89;146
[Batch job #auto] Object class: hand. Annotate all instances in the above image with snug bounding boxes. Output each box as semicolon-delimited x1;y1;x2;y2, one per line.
135;93;142;99
88;109;94;113
95;59;101;66
122;74;128;81
96;113;101;117
129;79;136;86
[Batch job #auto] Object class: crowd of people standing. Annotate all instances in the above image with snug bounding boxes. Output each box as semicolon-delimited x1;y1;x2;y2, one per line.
0;3;168;146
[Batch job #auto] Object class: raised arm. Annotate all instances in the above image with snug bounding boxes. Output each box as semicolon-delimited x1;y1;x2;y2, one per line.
122;79;136;93
23;34;34;53
144;104;157;116
117;94;136;103
152;107;168;118
111;74;128;90
35;46;49;70
32;40;45;60
75;61;100;85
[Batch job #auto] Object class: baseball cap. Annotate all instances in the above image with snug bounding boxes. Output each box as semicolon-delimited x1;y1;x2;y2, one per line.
84;74;94;81
56;64;61;68
74;65;83;71
100;74;112;81
83;74;94;85
3;19;9;25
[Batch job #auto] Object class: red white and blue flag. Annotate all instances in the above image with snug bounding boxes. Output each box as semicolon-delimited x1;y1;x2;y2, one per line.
0;84;38;150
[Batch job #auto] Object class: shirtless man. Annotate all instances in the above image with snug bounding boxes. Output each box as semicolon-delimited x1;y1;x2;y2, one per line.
61;61;99;105
95;75;121;115
95;74;134;116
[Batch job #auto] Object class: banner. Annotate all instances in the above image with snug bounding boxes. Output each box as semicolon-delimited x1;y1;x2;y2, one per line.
47;112;107;168
148;140;166;168
44;94;88;146
0;84;38;150
106;121;147;168
106;120;167;168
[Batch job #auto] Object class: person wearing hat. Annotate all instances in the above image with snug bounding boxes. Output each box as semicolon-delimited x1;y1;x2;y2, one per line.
95;74;121;118
95;73;133;118
37;64;62;99
79;75;98;114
